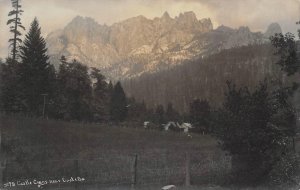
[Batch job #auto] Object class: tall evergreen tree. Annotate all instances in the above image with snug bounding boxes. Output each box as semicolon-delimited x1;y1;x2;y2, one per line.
0;58;25;112
91;67;109;121
214;81;296;183
2;0;25;112
110;81;127;122
19;18;55;116
126;97;138;121
189;99;211;133
267;23;300;183
270;32;299;76
165;102;179;121
56;58;93;121
139;100;148;121
127;97;148;122
7;0;25;62
107;81;114;96
154;104;165;124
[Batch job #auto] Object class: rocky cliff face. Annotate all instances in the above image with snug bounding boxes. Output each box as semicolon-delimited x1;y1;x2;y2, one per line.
46;11;280;79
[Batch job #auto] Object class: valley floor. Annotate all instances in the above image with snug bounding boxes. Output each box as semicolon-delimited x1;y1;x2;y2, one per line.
1;114;299;190
0;114;228;188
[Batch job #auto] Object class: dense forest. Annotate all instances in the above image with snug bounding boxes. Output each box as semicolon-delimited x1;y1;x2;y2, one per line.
0;18;129;123
123;44;283;113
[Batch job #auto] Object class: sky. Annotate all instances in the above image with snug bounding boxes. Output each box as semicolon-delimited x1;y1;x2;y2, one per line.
0;0;300;58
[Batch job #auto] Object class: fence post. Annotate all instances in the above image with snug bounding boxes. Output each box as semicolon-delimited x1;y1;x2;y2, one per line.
0;129;4;187
74;159;79;190
185;152;191;186
0;160;6;188
131;154;138;189
163;150;167;184
293;137;296;153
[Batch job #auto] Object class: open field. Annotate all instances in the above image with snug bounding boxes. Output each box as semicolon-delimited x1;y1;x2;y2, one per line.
1;115;300;189
1;114;218;158
0;114;232;189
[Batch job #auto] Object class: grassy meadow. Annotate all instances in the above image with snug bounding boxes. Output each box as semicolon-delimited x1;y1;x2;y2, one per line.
0;114;233;188
1;115;300;190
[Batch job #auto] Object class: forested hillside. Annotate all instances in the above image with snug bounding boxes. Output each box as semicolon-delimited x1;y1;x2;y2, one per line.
123;44;282;112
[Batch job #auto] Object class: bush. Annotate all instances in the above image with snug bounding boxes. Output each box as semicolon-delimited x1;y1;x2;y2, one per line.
213;81;297;184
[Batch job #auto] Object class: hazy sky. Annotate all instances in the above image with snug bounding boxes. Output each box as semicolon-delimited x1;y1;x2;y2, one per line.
0;0;300;58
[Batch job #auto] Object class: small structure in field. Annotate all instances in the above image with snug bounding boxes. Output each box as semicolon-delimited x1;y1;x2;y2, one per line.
161;185;176;190
162;121;177;131
143;121;159;130
145;121;193;133
143;121;150;128
176;122;193;133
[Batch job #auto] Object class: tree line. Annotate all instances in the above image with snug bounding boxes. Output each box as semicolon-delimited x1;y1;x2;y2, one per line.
1;2;209;125
0;9;129;122
122;44;281;113
212;28;300;184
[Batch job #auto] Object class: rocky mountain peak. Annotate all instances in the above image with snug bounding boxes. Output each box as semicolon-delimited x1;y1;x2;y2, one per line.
216;25;234;33
264;22;282;38
46;12;269;79
122;15;148;24
71;15;84;22
68;16;99;27
64;16;105;37
177;11;198;23
174;11;212;32
161;11;171;20
237;26;251;33
200;18;213;31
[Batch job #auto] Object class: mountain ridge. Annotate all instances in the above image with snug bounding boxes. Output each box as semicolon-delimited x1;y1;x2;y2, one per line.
46;12;281;79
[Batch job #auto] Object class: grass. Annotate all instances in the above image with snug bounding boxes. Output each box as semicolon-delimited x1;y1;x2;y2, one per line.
1;114;231;187
1;114;217;159
1;114;299;189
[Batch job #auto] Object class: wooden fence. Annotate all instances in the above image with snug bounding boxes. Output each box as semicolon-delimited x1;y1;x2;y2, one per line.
0;150;231;189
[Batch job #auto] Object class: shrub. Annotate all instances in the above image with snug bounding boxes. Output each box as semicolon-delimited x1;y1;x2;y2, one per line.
213;81;297;184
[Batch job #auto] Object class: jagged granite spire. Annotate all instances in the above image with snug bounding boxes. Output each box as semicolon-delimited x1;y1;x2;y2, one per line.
264;23;282;38
46;12;269;80
161;11;171;19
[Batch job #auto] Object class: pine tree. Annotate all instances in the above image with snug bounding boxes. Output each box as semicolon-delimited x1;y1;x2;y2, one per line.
19;18;55;116
107;81;114;96
56;58;93;121
165;102;179;121
267;23;300;183
126;98;148;122
0;58;25;112
110;81;127;122
7;0;25;62
189;99;211;133
2;0;25;112
270;32;299;76
214;81;296;183
154;104;165;124
140;100;148;121
126;97;138;121
91;67;109;121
